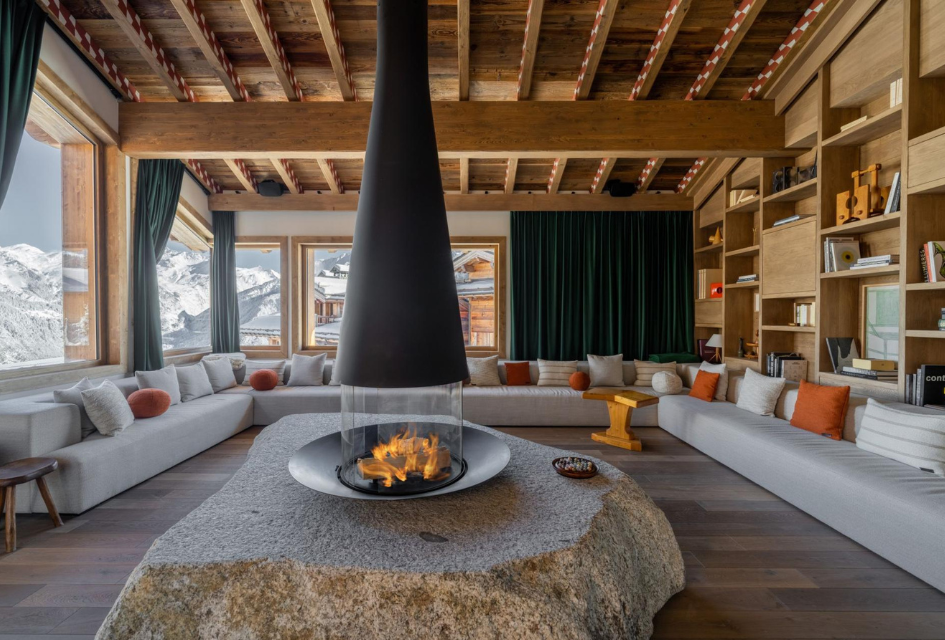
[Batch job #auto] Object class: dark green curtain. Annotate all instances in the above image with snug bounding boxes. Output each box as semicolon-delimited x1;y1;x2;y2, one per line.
211;211;240;353
133;160;186;371
0;0;45;208
510;211;694;361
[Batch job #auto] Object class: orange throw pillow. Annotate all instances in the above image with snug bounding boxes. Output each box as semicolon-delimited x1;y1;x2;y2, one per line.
569;371;591;391
250;369;279;391
505;362;531;386
790;380;850;440
128;388;171;419
689;370;720;402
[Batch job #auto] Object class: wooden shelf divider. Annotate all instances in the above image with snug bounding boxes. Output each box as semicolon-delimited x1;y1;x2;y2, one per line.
822;104;903;148
762;178;818;204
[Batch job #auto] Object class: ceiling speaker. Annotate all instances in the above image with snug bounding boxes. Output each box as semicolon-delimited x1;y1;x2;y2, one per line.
258;180;283;198
604;179;637;198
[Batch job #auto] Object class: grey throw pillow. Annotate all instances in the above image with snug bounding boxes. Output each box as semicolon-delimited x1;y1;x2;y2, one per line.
202;356;237;392
288;353;326;386
135;365;181;405
735;368;786;416
245;359;286;385
176;365;214;402
53;377;96;439
329;359;341;386
466;356;501;386
588;354;624;387
80;380;134;436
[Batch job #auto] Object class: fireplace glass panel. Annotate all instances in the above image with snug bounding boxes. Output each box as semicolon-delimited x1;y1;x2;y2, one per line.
340;382;464;495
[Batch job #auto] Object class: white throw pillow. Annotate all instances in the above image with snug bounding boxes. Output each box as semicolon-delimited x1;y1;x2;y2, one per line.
135;365;181;405
633;360;675;387
245;360;286;385
588;354;624;387
53;377;96;439
699;361;728;402
856;399;945;476
735;368;786;416
80;380;134;436
466;356;502;386
288;353;326;387
201;356;237;393
176;365;215;402
537;360;577;387
652;371;683;395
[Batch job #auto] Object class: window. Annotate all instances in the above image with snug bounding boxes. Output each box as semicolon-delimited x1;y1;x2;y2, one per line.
157;204;212;353
236;237;287;353
294;237;505;354
862;284;899;361
0;94;99;372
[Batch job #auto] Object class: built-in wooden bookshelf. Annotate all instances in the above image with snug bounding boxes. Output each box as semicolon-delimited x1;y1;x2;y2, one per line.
690;0;945;401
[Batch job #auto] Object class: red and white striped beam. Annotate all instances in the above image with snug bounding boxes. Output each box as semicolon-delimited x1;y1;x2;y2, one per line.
572;0;619;100
676;0;831;192
36;0;221;193
589;157;616;194
317;159;345;194
516;0;546;100
273;159;304;195
547;158;567;194
684;0;762;100
240;0;304;102
309;0;358;101
224;159;259;193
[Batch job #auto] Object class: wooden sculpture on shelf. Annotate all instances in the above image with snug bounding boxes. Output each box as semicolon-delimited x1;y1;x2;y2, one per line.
708;226;723;245
837;164;886;225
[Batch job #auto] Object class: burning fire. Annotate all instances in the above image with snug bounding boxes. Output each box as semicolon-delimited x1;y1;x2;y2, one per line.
357;425;451;488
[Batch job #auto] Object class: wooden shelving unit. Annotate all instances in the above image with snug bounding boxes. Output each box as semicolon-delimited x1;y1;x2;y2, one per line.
822;104;903;147
763;179;818;204
820;265;901;279
762;325;816;333
820;212;901;237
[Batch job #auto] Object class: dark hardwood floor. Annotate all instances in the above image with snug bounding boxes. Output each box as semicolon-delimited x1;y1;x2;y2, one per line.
2;425;943;639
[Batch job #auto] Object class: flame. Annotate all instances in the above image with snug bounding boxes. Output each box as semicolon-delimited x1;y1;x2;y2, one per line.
357;425;451;488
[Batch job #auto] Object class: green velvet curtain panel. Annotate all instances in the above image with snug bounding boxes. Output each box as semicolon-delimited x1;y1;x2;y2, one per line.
211;211;240;353
510;211;694;361
133;160;186;371
0;0;45;209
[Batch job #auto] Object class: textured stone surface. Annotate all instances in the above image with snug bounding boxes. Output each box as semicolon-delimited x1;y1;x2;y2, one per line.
97;415;684;639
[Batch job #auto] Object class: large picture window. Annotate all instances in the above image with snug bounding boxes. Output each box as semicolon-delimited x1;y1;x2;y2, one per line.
237;237;287;354
293;237;505;355
0;94;99;372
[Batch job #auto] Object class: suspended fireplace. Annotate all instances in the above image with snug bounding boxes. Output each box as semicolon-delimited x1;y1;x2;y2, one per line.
282;0;509;500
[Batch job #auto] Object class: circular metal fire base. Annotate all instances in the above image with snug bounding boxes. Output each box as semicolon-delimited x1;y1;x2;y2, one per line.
288;426;511;500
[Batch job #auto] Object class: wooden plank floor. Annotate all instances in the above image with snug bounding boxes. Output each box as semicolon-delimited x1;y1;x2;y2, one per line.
1;425;942;639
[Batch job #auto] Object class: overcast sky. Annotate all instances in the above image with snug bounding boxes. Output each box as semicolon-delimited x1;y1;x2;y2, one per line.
0;131;62;252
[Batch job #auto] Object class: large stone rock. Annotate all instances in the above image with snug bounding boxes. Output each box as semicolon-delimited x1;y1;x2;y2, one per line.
97;415;684;639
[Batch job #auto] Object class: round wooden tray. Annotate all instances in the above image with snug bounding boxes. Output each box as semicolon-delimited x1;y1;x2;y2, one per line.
552;457;599;479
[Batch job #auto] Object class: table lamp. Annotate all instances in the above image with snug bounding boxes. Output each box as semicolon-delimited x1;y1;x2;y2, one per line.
706;333;723;363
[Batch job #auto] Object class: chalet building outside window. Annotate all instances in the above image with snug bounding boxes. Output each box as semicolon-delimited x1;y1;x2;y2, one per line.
0;92;100;374
237;237;288;356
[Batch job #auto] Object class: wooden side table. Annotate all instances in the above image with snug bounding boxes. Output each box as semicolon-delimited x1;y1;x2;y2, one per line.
582;388;660;451
0;457;63;553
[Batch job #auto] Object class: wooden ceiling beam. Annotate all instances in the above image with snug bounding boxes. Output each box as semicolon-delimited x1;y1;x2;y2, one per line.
590;157;617;194
98;0;196;102
547;158;567;194
224;159;259;193
309;0;357;101
273;159;303;194
460;158;470;194
457;0;470;100
504;158;519;194
631;0;693;101
118;100;785;159
573;0;620;100
186;160;223;194
239;0;304;101
637;158;665;192
209;192;693;212
317;159;345;194
516;0;546;100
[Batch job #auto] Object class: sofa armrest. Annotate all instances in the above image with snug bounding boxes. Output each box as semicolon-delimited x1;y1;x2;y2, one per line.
0;401;82;464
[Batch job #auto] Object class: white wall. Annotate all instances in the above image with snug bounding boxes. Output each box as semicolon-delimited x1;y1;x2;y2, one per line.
180;173;211;224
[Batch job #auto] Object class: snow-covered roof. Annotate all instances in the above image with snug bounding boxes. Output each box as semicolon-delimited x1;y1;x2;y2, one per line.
240;315;282;336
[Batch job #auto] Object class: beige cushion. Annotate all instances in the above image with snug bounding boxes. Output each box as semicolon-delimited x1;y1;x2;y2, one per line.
466;356;502;386
201;357;237;393
633;360;675;387
80;380;134;436
176;365;214;402
856;399;945;476
288;353;326;387
53;378;96;439
245;359;286;385
736;368;785;416
588;354;624;387
699;361;728;402
537;360;578;386
135;365;181;405
652;371;683;395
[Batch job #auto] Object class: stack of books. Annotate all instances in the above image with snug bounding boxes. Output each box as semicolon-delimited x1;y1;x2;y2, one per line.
906;364;945;406
729;189;758;207
919;240;945;283
823;237;860;272
850;254;899;270
735;274;758;283
772;214;801;227
841;358;897;382
697;268;722;299
767;352;806;381
793;301;815;326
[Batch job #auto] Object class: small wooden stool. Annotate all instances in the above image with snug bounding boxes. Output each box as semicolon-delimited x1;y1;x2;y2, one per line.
582;388;660;451
0;457;63;553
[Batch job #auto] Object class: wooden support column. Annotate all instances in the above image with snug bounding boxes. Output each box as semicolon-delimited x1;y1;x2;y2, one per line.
61;143;98;362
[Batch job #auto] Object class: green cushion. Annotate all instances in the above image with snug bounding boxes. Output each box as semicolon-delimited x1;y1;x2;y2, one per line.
648;352;701;364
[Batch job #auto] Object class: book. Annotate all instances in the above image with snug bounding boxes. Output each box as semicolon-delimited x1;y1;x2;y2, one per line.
841;366;897;379
823;237;856;272
919;365;945;407
839;370;896;381
855;255;899;264
736;274;758;282
828;240;861;272
884;172;901;215
729;189;757;206
920;246;931;283
697;268;722;299
925;242;945;283
852;358;896;371
906;373;914;404
825;338;859;373
781;359;807;382
772;214;801;227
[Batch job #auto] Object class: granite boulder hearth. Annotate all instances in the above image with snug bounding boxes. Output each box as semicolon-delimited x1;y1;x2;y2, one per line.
96;414;685;640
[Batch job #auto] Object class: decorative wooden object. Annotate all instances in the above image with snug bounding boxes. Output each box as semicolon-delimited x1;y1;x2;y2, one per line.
837;164;886;225
1;457;63;553
708;227;724;245
583;388;660;451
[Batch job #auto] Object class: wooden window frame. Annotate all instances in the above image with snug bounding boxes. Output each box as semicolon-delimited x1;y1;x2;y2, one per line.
236;236;289;359
291;235;506;358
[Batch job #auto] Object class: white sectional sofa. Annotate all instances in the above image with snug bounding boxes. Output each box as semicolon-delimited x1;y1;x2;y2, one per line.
658;369;945;593
0;359;690;514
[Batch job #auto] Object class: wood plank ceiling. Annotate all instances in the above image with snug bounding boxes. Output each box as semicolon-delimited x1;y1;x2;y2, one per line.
44;0;829;197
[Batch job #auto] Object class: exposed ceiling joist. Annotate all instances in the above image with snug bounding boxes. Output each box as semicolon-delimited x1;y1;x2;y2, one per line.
573;0;620;100
119;100;785;159
239;0;304;101
272;159;303;194
547;158;567;194
186;160;223;194
460;158;469;194
309;0;357;101
457;0;470;100
317;159;345;194
225;159;259;193
516;0;546;100
637;158;665;191
590;157;617;194
209;192;693;212
631;0;693;101
504;158;519;194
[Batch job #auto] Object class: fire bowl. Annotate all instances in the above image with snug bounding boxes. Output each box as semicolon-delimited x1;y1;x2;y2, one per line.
288;426;510;500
